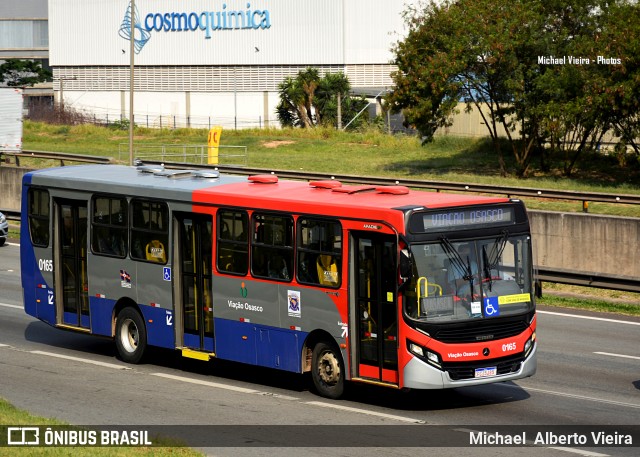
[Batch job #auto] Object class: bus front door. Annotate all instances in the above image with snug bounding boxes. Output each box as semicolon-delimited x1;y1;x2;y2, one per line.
354;233;399;385
176;214;214;353
55;200;90;329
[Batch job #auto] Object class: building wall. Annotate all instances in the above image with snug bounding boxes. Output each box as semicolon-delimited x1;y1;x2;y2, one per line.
0;0;48;60
49;0;410;66
47;0;418;127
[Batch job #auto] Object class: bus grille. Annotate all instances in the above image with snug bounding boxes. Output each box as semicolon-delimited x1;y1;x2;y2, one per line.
444;353;525;381
433;320;529;344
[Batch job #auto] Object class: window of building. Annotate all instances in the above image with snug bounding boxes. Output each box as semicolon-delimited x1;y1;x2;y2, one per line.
0;20;48;48
297;218;342;288
217;209;249;275
91;196;127;258
251;213;293;281
27;188;50;247
130;199;168;264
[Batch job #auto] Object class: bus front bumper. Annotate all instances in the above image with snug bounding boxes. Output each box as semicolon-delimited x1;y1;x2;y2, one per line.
403;344;537;390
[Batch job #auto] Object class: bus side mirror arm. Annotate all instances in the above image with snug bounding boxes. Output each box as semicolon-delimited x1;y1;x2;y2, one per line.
399;247;412;290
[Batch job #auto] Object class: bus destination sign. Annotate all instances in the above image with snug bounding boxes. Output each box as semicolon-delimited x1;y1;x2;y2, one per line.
415;206;516;232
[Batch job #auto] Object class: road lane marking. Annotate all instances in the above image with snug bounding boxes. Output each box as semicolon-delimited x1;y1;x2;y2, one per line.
152;372;260;394
152;373;420;422
29;350;131;370
505;384;640;409
0;344;10;348
6;242;20;247
594;351;640;361
0;302;22;310
305;401;425;424
547;446;609;457
538;310;640;326
257;392;300;401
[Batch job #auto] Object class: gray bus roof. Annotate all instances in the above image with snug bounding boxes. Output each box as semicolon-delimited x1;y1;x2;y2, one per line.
27;164;246;200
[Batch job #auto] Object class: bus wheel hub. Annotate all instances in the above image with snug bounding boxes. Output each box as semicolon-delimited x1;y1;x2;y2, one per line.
319;353;340;384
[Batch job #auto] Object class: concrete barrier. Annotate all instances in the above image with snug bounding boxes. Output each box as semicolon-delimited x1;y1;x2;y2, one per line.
1;167;638;278
0;167;30;211
529;210;640;278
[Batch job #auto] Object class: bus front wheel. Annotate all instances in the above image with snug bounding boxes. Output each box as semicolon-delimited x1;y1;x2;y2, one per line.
115;308;147;364
311;341;344;399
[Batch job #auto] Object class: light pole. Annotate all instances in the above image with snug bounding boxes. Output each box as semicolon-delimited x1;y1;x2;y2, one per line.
128;0;135;166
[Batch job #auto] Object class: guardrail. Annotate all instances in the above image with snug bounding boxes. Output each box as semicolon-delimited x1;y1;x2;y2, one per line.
1;150;113;167
534;267;640;294
2;209;20;222
3;208;639;295
143;160;640;211
3;151;640;210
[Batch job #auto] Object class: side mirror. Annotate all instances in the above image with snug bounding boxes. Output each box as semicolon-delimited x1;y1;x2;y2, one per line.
399;248;412;286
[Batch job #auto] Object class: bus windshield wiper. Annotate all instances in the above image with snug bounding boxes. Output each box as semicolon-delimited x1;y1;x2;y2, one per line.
482;230;509;290
440;236;474;285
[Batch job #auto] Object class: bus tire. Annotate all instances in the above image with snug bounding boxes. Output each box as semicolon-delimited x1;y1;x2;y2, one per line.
115;307;147;364
311;341;344;399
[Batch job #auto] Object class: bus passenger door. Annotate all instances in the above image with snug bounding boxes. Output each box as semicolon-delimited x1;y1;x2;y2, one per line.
54;200;89;329
353;233;398;384
176;214;214;353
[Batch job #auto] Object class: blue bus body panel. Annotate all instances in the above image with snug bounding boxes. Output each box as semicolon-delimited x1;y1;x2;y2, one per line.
139;305;175;349
20;171;48;321
214;318;307;373
35;286;55;324
89;297;113;336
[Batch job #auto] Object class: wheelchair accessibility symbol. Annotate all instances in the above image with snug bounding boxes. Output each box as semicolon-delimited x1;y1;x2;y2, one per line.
163;267;172;281
484;297;500;317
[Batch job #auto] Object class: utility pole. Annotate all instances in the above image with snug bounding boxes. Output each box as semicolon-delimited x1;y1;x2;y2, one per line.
57;76;77;114
337;93;342;129
128;0;135;166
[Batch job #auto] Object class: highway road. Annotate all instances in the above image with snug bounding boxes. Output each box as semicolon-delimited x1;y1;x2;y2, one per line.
1;240;639;456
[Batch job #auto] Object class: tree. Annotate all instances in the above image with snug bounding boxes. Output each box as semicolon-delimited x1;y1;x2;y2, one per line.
0;59;51;87
276;68;368;129
388;0;544;176
388;0;640;177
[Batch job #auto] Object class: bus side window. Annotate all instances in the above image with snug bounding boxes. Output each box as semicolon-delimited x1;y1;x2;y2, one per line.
251;213;293;282
130;199;168;264
28;188;50;247
217;209;248;275
91;195;127;258
297;218;342;288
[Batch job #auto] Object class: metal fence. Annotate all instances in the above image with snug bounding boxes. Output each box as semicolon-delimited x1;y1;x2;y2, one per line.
116;144;248;167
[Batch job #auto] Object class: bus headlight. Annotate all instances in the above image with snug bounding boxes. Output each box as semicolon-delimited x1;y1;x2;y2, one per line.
408;340;442;369
524;332;535;357
408;342;424;357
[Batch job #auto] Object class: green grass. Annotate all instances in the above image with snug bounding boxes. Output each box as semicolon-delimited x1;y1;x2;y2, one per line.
537;282;640;316
538;293;640;316
0;398;202;456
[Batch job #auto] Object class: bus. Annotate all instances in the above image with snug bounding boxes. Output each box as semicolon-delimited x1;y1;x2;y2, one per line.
21;164;536;398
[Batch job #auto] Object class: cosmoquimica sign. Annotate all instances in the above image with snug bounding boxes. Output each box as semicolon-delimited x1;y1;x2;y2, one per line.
143;3;271;39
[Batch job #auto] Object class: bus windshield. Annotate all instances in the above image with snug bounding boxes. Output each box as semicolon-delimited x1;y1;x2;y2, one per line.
404;234;534;323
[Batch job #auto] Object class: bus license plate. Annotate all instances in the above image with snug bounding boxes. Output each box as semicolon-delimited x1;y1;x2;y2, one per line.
475;367;497;378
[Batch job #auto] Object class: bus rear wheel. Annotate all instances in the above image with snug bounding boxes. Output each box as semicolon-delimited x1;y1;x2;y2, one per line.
115;308;147;364
311;341;344;399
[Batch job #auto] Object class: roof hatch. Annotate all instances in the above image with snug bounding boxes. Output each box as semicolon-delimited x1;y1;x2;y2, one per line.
248;174;278;184
309;180;342;189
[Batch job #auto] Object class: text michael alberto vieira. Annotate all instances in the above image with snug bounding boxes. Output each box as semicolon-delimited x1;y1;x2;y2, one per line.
470;430;632;446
